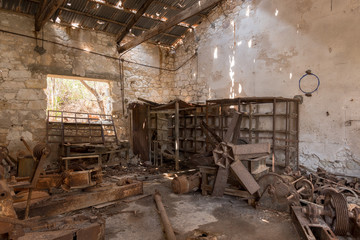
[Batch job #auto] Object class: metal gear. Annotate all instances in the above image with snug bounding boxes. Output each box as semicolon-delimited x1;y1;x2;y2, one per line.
212;142;234;168
324;191;350;235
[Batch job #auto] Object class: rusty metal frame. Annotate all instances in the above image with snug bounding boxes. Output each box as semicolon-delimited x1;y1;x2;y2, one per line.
46;110;118;145
205;97;300;169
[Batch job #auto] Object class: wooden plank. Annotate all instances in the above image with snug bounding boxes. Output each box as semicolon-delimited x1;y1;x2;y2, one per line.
230;160;260;195
15;181;143;218
118;0;222;53
35;0;65;31
116;0;155;44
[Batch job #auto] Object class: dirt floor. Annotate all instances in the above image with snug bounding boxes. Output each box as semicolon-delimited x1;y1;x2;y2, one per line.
99;176;300;240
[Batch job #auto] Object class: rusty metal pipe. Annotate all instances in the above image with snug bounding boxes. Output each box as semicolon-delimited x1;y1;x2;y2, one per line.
153;190;176;240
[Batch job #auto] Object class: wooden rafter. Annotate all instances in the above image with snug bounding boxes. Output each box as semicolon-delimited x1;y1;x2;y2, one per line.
118;0;223;53
115;0;155;44
35;0;65;31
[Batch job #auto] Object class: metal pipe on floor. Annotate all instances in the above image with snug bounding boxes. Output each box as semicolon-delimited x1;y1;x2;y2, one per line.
153;190;176;240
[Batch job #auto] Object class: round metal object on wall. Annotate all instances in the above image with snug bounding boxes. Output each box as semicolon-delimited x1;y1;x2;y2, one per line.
33;143;51;160
324;191;350;235
299;72;320;95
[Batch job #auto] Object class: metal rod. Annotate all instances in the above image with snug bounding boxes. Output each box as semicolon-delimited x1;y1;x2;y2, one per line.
153;190;176;240
296;101;300;170
24;189;32;219
272;98;276;160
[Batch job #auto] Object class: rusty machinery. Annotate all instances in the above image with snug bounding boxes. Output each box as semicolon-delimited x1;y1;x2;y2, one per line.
256;173;314;212
0;178;105;240
292;189;360;239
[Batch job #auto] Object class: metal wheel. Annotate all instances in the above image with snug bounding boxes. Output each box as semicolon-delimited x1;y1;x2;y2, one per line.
257;173;286;197
324;191;350;235
295;179;314;200
212;142;234;168
33;143;51;160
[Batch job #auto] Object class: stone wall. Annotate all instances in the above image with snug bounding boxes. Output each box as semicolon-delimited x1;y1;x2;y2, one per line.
174;0;360;176
0;10;175;154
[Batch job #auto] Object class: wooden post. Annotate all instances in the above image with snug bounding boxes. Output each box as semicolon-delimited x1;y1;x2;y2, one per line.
175;101;180;171
249;103;252;144
147;105;152;164
155;113;158;166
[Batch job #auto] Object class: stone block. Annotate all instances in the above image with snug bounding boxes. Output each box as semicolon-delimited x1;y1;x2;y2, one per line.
27;100;47;110
0;82;25;89
16;89;46;100
8;70;31;79
25;79;47;89
3;92;16;100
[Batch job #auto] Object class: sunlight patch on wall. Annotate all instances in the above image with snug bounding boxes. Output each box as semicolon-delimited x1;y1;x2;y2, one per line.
275;8;279;16
214;47;218;59
248;39;252;48
246;5;250;17
229;55;235;99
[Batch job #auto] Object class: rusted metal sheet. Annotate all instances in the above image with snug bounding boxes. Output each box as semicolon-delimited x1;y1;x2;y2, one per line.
230;160;260;195
223;112;242;143
211;166;229;197
15;181;143;218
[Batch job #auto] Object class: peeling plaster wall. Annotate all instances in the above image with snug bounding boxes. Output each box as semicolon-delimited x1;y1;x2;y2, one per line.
0;10;175;154
174;0;360;176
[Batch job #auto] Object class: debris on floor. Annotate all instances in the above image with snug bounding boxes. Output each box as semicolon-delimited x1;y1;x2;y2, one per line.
0;101;358;240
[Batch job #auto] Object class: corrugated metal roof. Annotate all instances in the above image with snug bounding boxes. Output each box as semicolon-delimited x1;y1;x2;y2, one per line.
0;0;219;47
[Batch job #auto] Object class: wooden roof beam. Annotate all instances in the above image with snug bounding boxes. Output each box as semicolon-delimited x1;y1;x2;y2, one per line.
35;0;65;31
115;0;155;44
118;0;222;53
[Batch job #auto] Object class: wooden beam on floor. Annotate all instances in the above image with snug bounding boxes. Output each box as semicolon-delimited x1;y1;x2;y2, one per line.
15;181;143;218
117;0;223;53
35;0;65;31
116;0;156;44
